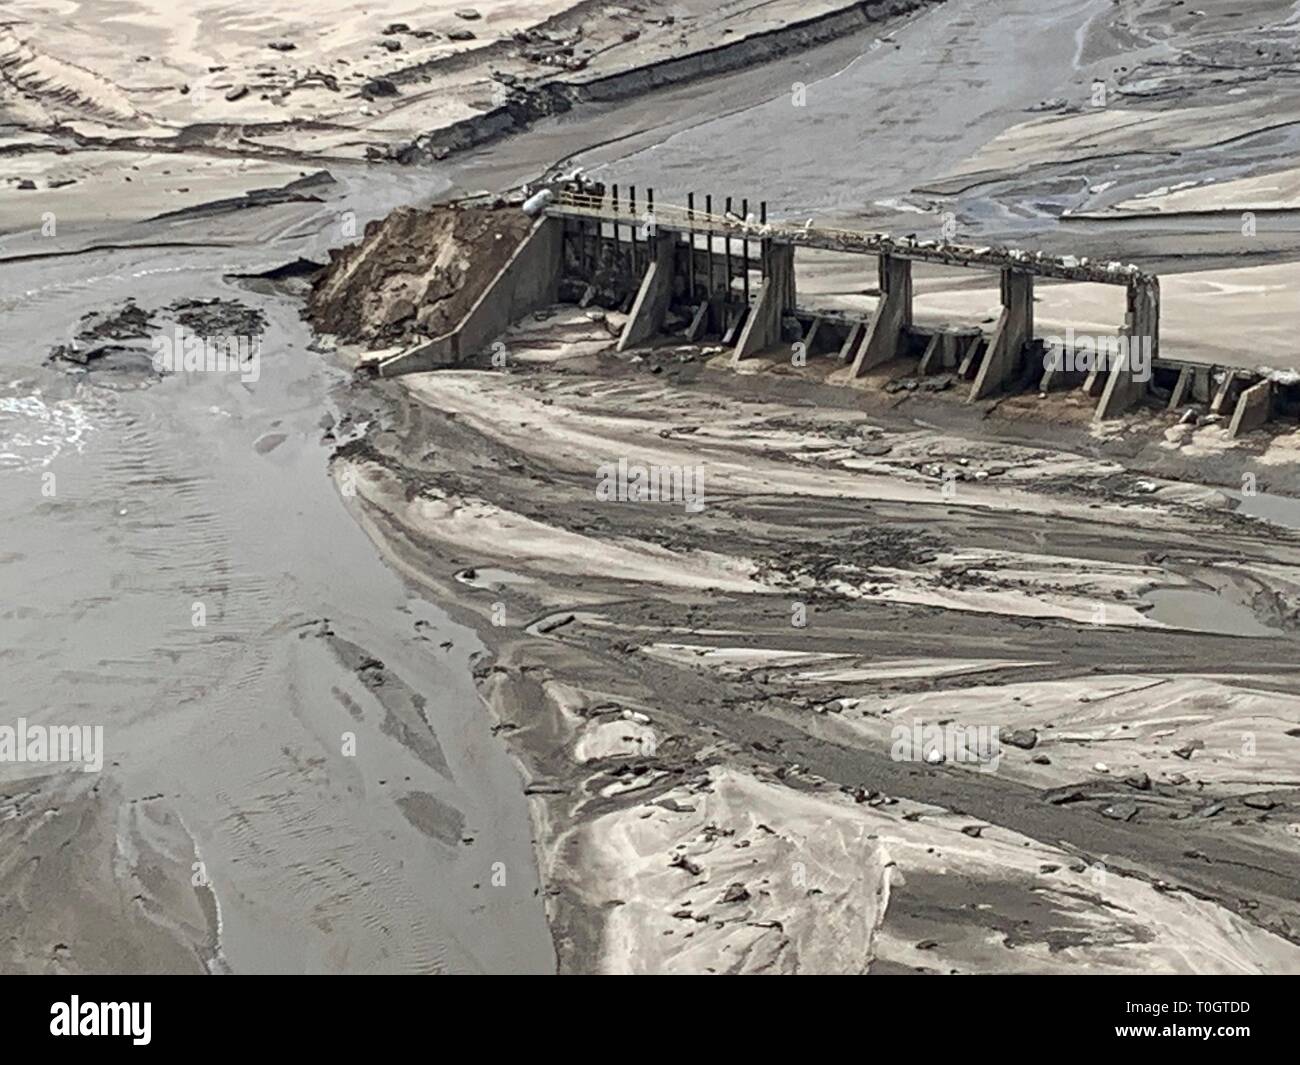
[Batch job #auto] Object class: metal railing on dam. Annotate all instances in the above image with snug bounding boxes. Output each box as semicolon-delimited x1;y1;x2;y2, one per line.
547;187;1158;289
544;181;1166;422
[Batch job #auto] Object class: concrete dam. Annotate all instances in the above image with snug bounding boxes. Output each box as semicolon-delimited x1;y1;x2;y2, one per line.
374;181;1287;438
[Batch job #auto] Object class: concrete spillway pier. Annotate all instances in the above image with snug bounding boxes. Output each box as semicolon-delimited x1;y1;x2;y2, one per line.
377;180;1287;437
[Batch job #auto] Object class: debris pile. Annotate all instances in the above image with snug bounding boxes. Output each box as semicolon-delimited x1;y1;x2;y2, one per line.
306;204;534;347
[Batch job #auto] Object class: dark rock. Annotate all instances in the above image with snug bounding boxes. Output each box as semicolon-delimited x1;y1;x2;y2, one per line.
361;77;400;99
1000;727;1038;750
1100;801;1138;822
1044;786;1087;805
721;883;750;904
669;854;702;877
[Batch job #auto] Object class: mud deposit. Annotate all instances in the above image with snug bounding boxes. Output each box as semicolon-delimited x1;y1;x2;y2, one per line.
333;326;1300;972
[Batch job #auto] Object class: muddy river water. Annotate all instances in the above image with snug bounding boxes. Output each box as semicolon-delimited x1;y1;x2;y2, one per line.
0;169;555;973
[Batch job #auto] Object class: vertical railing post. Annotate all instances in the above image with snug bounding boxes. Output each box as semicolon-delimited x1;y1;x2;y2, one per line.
629;185;637;276
724;196;733;307
687;192;696;301
705;194;715;298
611;183;620;270
741;197;750;306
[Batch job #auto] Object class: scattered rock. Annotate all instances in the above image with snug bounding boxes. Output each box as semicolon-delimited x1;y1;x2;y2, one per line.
1125;772;1151;791
224;84;249;102
999;727;1038;750
669;854;702;877
1172;739;1204;760
1044;786;1087;805
166;297;267;338
1100;801;1138;822
720;883;750;904
361;77;400;99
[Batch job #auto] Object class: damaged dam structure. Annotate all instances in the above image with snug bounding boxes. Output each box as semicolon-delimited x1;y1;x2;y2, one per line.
374;182;1283;434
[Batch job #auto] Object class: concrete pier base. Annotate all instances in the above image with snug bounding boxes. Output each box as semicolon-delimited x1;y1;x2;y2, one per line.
1130;277;1160;363
733;243;795;361
1230;379;1273;437
1167;366;1193;409
1094;280;1161;419
851;254;912;376
918;334;942;375
1211;372;1240;415
618;236;677;352
969;269;1033;401
957;336;984;379
837;320;864;363
802;316;823;354
685;300;708;341
1095;350;1144;420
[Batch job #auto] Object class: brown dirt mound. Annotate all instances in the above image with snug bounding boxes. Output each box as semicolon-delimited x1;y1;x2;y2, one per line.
307;204;534;347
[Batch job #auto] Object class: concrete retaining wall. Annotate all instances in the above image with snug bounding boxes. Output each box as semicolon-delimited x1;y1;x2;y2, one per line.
378;216;563;376
400;1;936;161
